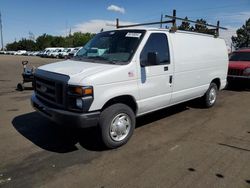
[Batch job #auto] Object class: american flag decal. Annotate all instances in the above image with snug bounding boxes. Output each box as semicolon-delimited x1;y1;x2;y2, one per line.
128;71;134;77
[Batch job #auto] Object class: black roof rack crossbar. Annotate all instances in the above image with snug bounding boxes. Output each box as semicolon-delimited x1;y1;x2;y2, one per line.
116;19;174;29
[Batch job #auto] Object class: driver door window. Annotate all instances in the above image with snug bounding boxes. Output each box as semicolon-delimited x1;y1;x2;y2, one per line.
140;33;170;66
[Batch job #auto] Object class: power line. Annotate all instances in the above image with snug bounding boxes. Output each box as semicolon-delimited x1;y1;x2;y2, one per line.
0;11;3;50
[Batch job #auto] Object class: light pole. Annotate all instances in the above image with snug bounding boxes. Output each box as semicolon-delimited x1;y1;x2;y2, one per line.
0;11;3;50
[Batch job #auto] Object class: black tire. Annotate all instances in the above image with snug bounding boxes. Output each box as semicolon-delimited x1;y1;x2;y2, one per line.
99;103;135;149
17;83;24;91
202;83;218;108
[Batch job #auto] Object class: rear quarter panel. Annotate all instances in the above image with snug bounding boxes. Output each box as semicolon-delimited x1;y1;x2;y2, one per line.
169;32;228;104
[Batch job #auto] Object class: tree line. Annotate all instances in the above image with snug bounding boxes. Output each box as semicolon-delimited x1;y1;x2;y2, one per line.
6;32;95;51
177;17;250;49
177;17;215;35
232;18;250;49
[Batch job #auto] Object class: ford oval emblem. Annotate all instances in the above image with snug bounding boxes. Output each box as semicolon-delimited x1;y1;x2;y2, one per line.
40;85;47;93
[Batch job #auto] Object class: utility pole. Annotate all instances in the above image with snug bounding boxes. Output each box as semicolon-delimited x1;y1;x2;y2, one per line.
65;21;68;37
69;27;71;36
0;11;4;50
160;13;163;28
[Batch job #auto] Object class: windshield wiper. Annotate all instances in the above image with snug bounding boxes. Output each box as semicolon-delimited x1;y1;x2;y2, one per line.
73;56;121;65
87;56;120;64
86;56;108;61
72;56;88;61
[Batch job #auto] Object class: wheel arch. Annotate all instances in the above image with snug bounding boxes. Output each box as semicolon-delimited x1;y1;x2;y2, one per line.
211;78;221;90
101;95;138;115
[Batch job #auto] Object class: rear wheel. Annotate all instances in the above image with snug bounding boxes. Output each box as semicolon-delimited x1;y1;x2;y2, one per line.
17;83;24;91
99;103;135;149
202;83;218;108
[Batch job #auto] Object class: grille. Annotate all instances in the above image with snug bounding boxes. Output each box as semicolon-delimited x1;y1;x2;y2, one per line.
34;74;66;109
228;68;243;76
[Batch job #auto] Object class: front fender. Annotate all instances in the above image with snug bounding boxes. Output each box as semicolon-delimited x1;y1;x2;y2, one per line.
89;80;139;111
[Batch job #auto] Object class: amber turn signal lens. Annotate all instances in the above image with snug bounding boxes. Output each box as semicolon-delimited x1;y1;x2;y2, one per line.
70;86;93;96
83;88;93;95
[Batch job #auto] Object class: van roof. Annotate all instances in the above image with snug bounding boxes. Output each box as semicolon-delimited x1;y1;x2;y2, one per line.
115;27;219;39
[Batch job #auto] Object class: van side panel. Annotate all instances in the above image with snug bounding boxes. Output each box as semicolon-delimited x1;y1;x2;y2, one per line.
169;32;228;104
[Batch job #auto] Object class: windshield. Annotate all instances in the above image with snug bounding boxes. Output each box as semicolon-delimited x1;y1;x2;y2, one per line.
229;52;250;61
74;30;145;64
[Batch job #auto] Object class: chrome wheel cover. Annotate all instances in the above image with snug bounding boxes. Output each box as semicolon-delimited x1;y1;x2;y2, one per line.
110;113;131;142
209;87;216;105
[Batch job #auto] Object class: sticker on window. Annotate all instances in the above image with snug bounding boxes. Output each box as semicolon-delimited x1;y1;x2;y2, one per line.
125;32;142;38
109;31;115;35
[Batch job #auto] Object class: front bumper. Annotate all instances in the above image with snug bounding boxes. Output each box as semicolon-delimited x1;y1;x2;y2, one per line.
227;75;250;83
31;94;100;128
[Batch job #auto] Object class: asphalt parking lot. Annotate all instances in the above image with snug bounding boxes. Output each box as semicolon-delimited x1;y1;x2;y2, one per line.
0;55;250;188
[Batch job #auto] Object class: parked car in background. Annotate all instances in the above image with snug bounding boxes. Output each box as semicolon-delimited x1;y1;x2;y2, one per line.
39;50;48;58
14;50;27;55
6;51;16;55
23;51;31;56
45;49;56;58
67;47;82;58
37;50;46;57
0;51;6;54
58;48;74;59
50;48;64;58
40;48;57;58
227;48;250;86
31;51;40;56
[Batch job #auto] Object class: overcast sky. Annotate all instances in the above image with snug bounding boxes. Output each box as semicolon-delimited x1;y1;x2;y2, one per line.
1;0;250;47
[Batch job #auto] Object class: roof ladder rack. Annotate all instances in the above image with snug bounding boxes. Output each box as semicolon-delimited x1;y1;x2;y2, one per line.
115;9;227;37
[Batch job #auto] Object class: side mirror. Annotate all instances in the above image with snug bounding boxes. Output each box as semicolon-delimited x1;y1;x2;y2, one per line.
147;52;160;65
140;60;146;67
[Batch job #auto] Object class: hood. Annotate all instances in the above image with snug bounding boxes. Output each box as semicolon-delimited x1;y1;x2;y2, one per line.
229;61;250;69
38;60;117;78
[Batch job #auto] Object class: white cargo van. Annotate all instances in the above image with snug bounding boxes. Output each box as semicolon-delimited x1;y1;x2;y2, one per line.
31;27;228;148
58;48;74;59
40;48;57;58
50;48;64;58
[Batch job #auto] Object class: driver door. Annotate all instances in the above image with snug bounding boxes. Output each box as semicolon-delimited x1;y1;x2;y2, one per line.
137;32;173;114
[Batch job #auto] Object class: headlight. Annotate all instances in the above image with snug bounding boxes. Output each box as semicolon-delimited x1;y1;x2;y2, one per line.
68;85;93;96
243;68;250;76
67;85;94;111
76;98;83;109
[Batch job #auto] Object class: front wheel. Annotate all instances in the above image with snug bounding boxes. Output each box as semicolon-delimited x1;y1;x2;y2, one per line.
99;103;135;149
202;83;218;108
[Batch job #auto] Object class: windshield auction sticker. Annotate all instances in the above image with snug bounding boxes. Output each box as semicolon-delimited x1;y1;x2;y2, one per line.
125;32;142;38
